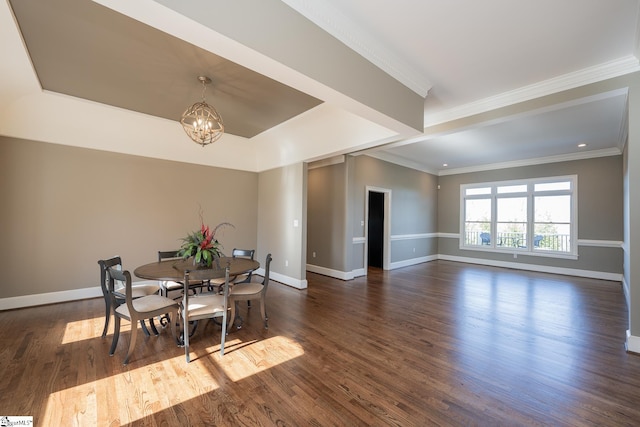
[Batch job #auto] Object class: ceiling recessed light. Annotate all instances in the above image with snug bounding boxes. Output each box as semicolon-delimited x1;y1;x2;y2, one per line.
578;143;587;148
443;163;448;167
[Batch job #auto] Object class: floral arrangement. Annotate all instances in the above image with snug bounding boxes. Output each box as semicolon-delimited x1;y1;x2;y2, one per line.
178;221;234;267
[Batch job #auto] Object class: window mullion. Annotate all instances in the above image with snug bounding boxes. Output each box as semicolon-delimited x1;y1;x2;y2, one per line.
528;193;534;251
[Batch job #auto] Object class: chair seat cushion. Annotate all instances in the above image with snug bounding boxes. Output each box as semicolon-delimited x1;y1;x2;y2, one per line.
161;280;183;291
115;283;160;298
230;282;263;296
115;294;178;318
184;294;226;318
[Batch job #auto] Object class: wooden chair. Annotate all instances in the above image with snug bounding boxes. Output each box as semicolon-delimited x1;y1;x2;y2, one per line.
107;267;179;365
157;250;184;298
229;253;272;331
181;266;231;362
98;256;160;338
158;250;208;296
209;248;255;292
230;248;255;284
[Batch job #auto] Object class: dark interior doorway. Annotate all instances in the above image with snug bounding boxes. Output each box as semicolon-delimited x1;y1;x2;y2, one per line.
368;191;384;268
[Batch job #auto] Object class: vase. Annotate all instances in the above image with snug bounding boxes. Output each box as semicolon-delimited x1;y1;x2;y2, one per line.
192;252;219;268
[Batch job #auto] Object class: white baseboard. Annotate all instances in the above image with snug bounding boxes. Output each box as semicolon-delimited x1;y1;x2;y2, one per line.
308;255;436;280
437;254;623;281
306;264;355;280
627;330;640;353
266;270;308;289
352;268;366;278
309;253;623;283
0;280;161;311
0;286;102;311
389;255;438;270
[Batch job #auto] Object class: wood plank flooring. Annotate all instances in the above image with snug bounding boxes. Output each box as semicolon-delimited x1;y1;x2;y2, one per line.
2;260;640;426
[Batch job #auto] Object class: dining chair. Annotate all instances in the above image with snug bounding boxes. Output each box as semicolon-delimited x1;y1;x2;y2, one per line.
228;253;272;331
230;248;255;284
208;248;255;292
158;250;208;296
181;265;231;362
98;256;161;338
107;267;179;365
157;250;185;298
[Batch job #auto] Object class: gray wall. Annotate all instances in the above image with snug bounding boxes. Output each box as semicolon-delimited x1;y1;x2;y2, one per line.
307;161;347;271
437;156;623;273
0;136;258;299
347;155;439;272
625;73;640;343
257;162;307;287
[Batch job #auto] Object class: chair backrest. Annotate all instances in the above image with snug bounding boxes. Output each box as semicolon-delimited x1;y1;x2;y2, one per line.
183;266;231;308
232;248;255;260
158;250;180;262
261;253;272;294
98;256;122;298
232;248;255;282
107;267;136;314
182;266;231;359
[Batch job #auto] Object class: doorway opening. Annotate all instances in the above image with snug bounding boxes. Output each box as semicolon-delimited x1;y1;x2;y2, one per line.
365;186;391;272
368;191;384;268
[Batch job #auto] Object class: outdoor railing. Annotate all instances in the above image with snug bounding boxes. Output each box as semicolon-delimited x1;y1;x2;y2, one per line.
465;231;570;252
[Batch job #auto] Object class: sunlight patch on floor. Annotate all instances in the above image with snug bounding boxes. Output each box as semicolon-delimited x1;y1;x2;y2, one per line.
41;355;220;425
60;315;121;344
217;335;305;382
43;335;303;425
61;316;171;344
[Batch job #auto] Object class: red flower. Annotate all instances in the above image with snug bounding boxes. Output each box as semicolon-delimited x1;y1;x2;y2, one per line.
178;219;235;267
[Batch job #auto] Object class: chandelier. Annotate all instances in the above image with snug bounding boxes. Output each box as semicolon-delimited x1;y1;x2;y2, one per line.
180;76;224;147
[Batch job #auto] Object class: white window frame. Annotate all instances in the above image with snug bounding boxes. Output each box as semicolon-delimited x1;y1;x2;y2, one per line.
459;175;578;259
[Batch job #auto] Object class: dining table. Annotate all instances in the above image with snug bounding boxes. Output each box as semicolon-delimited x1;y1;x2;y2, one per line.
134;256;260;336
134;256;259;283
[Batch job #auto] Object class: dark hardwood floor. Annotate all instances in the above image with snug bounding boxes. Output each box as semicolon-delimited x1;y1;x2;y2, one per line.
1;260;640;426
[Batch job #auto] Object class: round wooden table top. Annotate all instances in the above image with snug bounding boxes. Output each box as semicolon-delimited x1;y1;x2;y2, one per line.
134;256;259;281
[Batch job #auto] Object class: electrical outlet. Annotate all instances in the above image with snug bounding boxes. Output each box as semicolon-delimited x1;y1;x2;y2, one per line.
312;252;316;258
285;260;289;267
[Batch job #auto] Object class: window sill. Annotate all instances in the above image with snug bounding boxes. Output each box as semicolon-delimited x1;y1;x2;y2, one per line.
460;245;578;260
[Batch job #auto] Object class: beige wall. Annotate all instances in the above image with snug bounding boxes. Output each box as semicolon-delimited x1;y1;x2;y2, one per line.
257;163;308;288
0;136;258;299
625;73;640;345
437;156;623;273
347;155;439;272
307;161;347;271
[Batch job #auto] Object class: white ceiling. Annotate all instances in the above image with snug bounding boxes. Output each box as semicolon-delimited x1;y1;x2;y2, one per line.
2;0;639;174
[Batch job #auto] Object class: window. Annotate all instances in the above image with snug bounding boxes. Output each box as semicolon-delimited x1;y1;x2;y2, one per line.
461;176;577;257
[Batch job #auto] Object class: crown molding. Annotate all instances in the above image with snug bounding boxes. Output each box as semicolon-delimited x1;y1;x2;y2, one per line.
307;155;345;170
363;147;622;177
280;0;431;97
425;55;640;127
438;148;622;176
363;151;440;176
